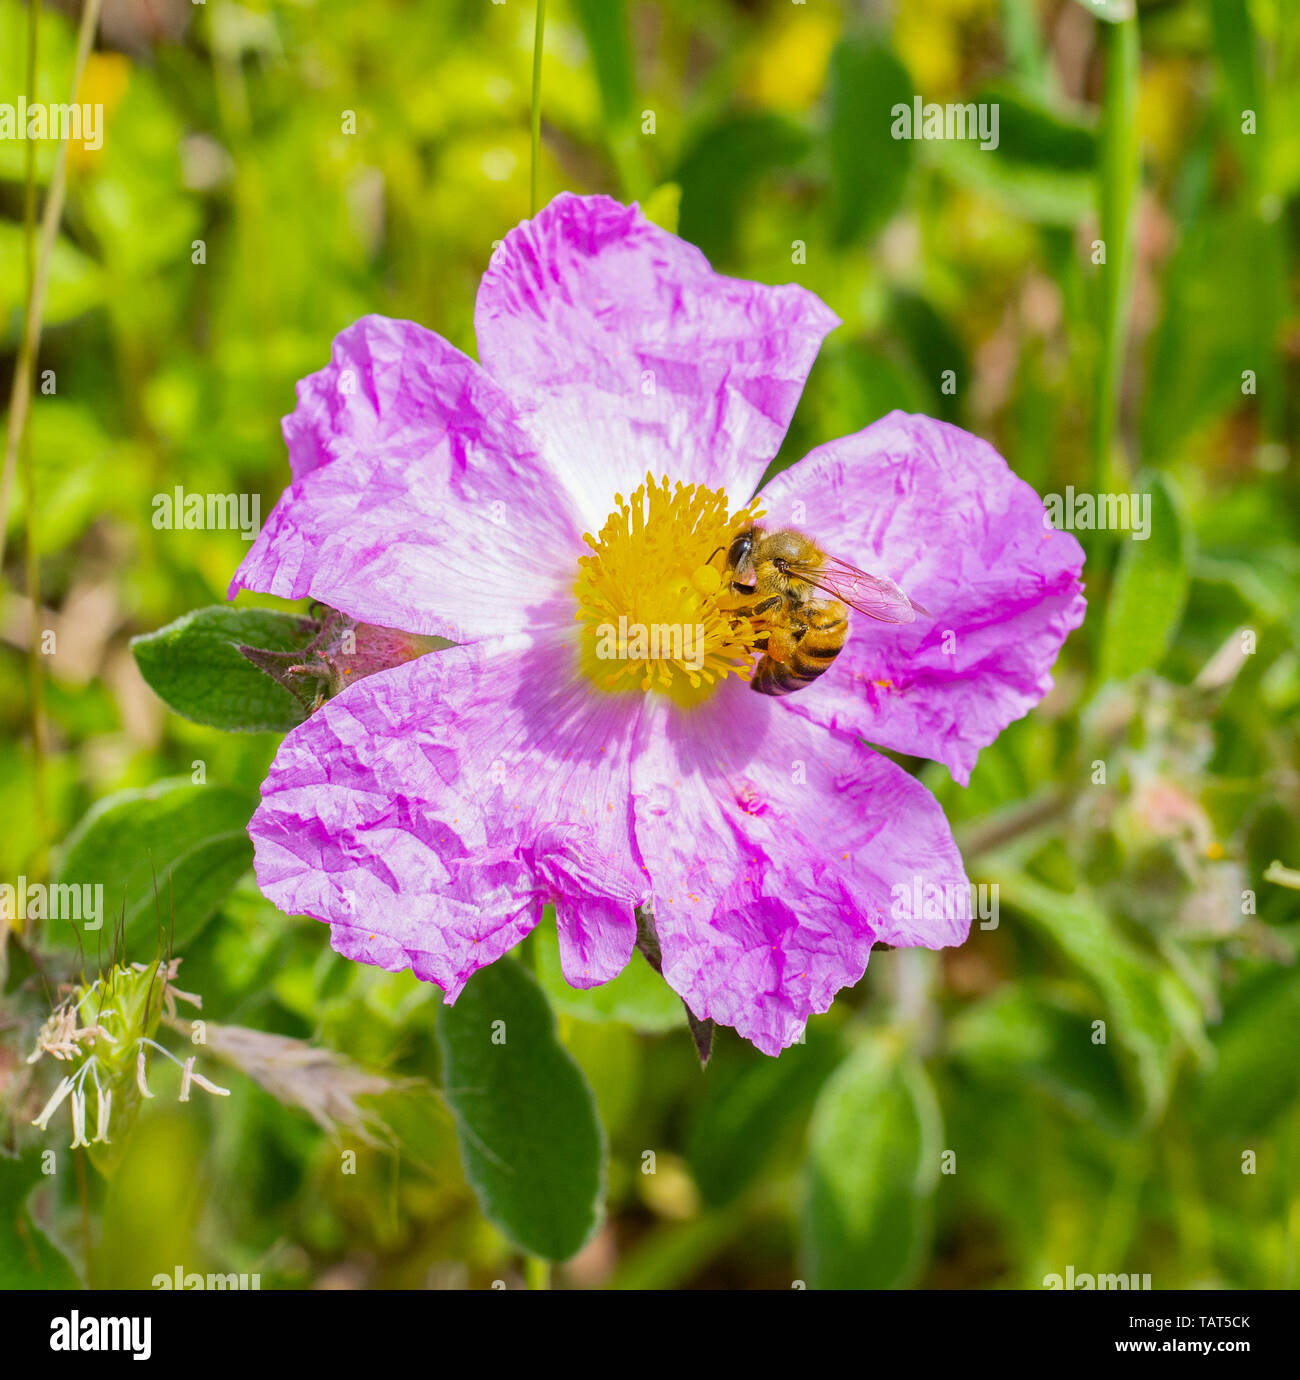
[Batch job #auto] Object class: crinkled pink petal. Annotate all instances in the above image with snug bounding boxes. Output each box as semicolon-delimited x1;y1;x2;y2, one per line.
759;411;1086;785
474;192;840;529
554;896;637;990
248;630;647;1000
629;684;969;1054
230;316;584;642
279;314;466;482
530;822;640;988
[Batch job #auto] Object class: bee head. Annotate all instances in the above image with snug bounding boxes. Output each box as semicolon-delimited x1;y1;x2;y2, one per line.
726;526;758;576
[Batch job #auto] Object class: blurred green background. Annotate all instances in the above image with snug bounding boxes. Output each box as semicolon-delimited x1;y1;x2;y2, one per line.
2;0;1298;1289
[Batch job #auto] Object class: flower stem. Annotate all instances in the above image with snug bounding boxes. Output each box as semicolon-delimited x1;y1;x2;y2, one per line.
0;0;104;571
525;1255;551;1290
21;0;50;886
1092;13;1141;491
530;0;547;214
23;2;41;293
0;0;102;565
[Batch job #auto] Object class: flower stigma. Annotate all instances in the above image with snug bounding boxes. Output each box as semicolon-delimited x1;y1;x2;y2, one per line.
575;475;764;705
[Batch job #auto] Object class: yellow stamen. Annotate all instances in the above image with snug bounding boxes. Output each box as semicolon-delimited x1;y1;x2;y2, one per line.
575;475;764;706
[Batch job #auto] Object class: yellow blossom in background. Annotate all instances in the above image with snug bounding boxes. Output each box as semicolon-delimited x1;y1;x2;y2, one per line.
1139;57;1196;171
70;50;130;172
894;0;998;98
745;8;838;111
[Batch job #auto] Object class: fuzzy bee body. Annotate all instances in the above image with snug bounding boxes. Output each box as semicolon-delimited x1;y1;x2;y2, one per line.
723;525;921;698
750;596;851;695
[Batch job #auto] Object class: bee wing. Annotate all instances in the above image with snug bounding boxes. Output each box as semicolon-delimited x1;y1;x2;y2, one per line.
794;554;923;623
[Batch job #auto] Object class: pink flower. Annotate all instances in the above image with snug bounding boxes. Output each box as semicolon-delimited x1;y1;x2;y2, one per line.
231;194;1085;1055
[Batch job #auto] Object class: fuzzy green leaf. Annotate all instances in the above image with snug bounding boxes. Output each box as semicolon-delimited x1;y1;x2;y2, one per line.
1099;474;1189;681
51;779;257;961
437;959;605;1261
828;35;914;244
132;606;316;732
802;1036;941;1288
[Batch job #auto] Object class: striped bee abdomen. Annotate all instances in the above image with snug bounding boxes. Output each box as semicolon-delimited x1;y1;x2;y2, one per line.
751;600;849;697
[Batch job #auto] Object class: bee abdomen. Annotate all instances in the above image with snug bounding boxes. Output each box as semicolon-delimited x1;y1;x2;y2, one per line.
752;656;810;695
750;604;848;697
751;646;844;696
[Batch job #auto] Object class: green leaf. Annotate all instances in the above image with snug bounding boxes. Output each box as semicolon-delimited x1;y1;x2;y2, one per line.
51;779;257;960
801;1035;941;1288
1099;474;1190;681
572;0;635;128
0;223;104;340
1141;213;1283;463
688;1031;841;1208
0;1151;78;1289
0;0;77;188
676;113;810;264
827;35;913;244
1000;0;1053;95
929;88;1097;228
980;85;1096;169
1196;967;1300;1133
932;139;1094;226
437;958;605;1261
132;606;316;732
949;982;1135;1131
992;866;1201;1118
1208;0;1262;187
889;289;969;425
535;907;684;1032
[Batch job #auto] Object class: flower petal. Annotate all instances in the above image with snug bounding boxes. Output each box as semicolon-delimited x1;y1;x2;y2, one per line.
249;630;646;1001
475;192;840;528
554;895;638;991
231;315;585;642
279;314;457;482
759;411;1086;785
630;683;969;1055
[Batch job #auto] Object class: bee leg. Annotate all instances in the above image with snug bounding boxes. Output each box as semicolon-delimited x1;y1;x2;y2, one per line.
742;593;785;653
763;623;803;665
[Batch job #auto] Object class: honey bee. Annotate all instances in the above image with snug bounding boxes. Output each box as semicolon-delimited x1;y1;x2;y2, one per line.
722;526;923;696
